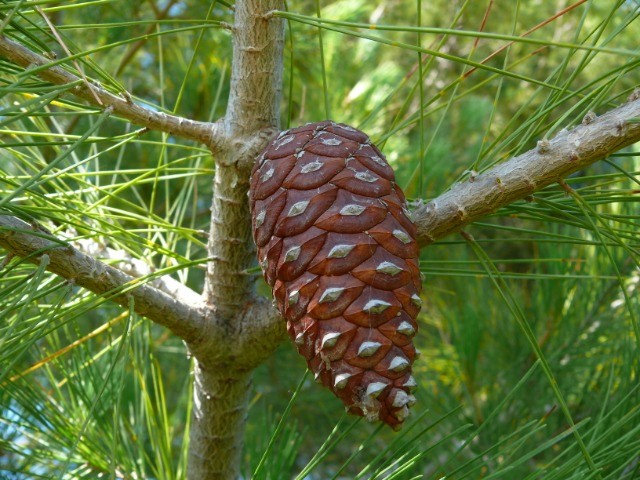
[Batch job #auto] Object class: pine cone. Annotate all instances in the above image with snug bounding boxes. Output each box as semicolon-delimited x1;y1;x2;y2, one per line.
250;121;421;429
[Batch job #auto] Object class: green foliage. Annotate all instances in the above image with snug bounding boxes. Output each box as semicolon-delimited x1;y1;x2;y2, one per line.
1;0;639;479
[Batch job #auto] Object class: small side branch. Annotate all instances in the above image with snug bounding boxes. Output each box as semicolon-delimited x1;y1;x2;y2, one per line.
0;35;227;153
413;96;640;245
0;215;207;344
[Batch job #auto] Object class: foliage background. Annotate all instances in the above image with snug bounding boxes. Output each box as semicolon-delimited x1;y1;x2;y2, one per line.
1;0;638;478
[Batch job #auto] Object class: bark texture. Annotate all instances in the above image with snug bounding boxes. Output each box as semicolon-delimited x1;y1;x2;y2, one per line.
73;236;204;305
189;364;252;480
203;0;285;312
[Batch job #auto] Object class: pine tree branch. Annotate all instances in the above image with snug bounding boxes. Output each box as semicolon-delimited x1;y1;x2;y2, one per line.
0;214;207;344
73;236;204;306
0;34;227;152
413;95;640;246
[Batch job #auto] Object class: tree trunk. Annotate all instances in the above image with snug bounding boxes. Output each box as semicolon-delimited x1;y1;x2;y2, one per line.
188;361;251;480
191;1;285;479
204;163;256;317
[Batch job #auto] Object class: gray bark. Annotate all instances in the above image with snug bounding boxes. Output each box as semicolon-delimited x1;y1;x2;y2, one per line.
0;4;287;477
72;236;204;305
188;364;252;480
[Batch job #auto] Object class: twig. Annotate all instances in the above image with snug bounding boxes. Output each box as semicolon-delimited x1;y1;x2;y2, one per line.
72;236;204;306
0;214;207;344
413;96;640;245
0;34;227;153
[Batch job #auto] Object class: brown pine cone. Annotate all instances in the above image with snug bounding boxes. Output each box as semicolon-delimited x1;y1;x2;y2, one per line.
250;121;421;429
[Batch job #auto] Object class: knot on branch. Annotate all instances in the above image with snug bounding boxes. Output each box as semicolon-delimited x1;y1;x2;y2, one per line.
187;295;285;371
628;88;640;103
219;127;279;169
